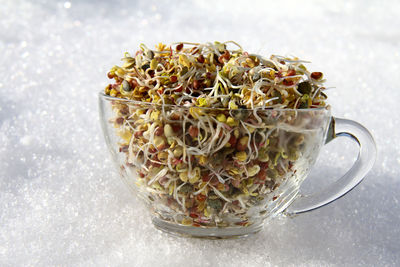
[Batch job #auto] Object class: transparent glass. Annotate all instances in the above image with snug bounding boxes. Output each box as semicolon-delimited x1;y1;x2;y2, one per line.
99;93;376;238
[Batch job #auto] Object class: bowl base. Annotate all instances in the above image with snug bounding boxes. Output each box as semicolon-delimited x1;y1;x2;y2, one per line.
152;217;264;239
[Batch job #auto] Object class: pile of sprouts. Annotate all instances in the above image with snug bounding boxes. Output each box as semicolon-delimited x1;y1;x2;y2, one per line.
105;41;329;227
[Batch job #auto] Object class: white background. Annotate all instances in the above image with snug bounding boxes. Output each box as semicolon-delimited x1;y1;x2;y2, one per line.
1;0;399;266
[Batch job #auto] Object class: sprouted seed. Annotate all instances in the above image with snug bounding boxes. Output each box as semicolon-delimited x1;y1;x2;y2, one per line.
104;41;330;227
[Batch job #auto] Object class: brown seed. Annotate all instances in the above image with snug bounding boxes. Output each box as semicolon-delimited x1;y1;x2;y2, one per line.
257;169;267;180
188;125;199;138
236;136;249;151
193;80;202;90
115;117;124;124
287;69;296;76
151;161;161;168
134;131;143;138
191;47;199;54
170;75;178;83
172;124;181;132
170;113;181;120
228;136;237;147
176;43;183;51
154;126;164;136
201;174;211;182
282;79;294;86
311;72;323;80
223;50;230;60
275;71;283;78
119;106;129;115
189;212;199;218
129;79;138;88
197;55;205;63
231;179;241;188
197;194;207;201
175;85;183;92
107;72;115;79
210;177;219;186
218;50;230;64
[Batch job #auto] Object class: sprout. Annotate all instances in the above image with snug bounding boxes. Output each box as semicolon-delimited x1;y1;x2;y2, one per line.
106;41;330;228
226;117;238;127
173;147;183;158
164;124;174;138
216;113;227;123
248;165;261;177
179;171;189;182
235;151;247;162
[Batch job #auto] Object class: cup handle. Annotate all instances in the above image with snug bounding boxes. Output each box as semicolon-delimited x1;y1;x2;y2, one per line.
285;117;377;215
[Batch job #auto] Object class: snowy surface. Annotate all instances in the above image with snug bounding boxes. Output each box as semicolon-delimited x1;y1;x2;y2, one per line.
1;0;399;266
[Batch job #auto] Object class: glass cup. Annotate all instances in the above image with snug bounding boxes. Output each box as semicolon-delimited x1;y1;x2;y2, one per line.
99;92;376;238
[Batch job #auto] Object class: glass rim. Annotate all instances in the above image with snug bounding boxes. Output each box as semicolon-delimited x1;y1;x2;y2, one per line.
99;92;330;113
